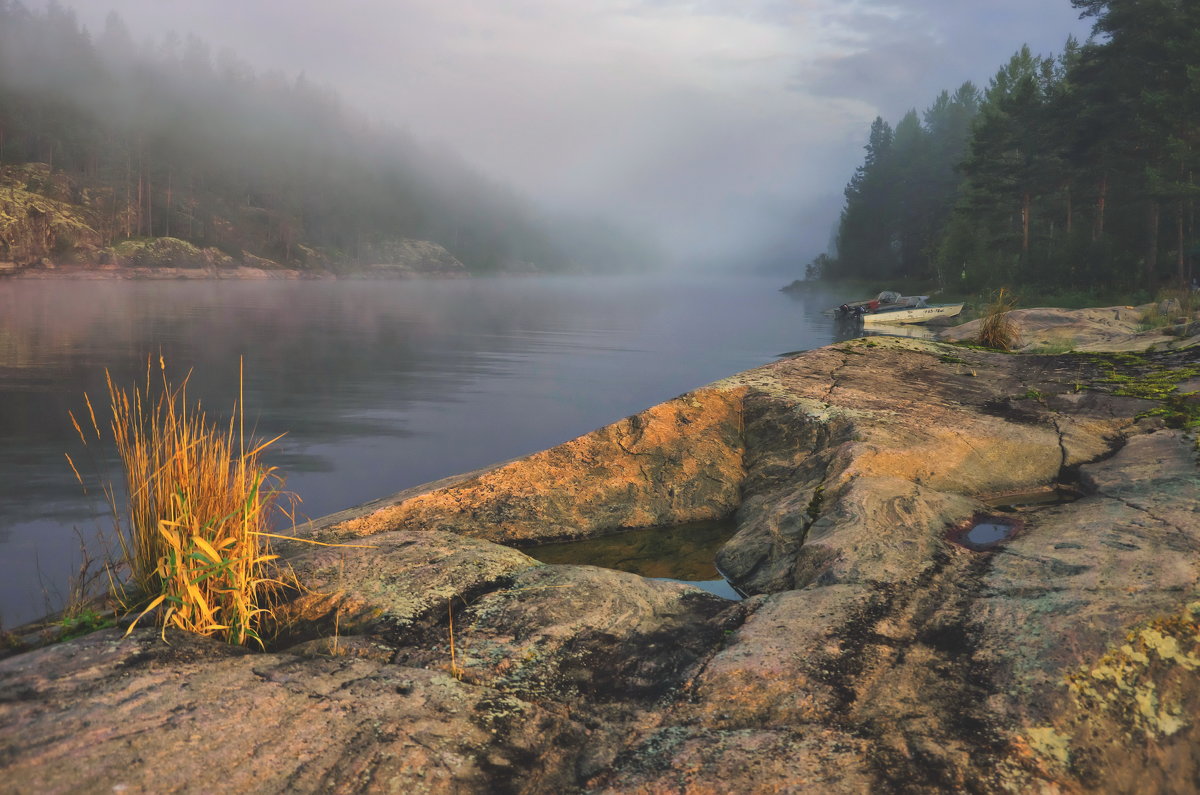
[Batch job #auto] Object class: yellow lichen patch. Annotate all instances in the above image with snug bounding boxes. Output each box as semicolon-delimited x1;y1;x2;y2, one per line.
1024;726;1072;767
1014;603;1200;789
1062;607;1200;741
1140;628;1199;670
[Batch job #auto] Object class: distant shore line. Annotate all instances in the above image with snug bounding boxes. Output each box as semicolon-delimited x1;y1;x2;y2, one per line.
0;264;489;281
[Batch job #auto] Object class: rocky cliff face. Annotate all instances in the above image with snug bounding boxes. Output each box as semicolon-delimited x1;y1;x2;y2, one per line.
0;164;103;266
1;331;1197;793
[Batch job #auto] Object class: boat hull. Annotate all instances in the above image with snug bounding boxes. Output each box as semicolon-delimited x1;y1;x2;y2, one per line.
860;303;964;324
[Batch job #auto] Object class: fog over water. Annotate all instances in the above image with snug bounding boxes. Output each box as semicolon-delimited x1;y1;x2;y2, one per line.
52;0;1091;269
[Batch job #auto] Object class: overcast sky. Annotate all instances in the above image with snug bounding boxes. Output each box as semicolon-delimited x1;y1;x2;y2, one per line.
61;1;1094;269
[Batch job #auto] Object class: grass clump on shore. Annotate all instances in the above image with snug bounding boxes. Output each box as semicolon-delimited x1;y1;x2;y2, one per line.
70;358;290;647
977;288;1019;351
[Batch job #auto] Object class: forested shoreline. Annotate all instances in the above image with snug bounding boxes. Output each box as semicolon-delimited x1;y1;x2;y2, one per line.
809;0;1200;294
0;2;649;275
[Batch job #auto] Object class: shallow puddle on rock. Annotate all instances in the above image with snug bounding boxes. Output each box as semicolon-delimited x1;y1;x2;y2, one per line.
526;518;743;600
966;522;1014;545
951;515;1021;551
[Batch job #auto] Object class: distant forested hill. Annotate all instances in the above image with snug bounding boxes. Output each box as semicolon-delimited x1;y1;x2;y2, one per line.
0;2;649;274
808;0;1200;294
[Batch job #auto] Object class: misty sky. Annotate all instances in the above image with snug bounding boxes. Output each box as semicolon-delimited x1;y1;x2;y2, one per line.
60;1;1093;268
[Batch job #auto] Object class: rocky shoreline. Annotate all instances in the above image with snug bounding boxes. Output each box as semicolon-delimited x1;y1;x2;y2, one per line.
0;232;473;281
0;263;510;281
1;310;1198;793
1;263;331;281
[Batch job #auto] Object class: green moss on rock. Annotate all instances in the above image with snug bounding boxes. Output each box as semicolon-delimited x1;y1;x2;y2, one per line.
103;238;234;269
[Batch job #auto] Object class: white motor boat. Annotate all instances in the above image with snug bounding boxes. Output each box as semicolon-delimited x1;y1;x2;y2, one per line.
829;291;964;325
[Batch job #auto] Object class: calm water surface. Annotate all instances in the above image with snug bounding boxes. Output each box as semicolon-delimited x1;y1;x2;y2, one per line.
0;275;839;624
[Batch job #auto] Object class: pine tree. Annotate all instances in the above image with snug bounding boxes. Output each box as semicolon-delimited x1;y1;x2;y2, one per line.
836;117;896;279
1069;0;1200;287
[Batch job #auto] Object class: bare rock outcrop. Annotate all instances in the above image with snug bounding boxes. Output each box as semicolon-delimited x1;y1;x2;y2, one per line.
2;334;1197;793
0;629;583;793
939;304;1200;352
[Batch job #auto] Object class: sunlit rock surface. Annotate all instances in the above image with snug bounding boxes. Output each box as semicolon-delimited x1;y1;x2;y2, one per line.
314;386;747;545
2;329;1197;793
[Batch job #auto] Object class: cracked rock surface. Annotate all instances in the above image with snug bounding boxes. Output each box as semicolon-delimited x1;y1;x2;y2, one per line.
1;335;1197;793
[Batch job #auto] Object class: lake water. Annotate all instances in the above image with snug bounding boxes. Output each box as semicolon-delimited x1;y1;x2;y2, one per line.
0;275;840;626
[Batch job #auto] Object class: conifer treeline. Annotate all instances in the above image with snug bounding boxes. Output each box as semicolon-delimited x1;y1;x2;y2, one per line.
0;2;643;272
813;0;1200;292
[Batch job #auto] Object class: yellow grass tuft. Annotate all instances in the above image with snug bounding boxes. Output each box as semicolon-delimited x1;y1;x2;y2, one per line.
977;287;1019;351
79;357;290;647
